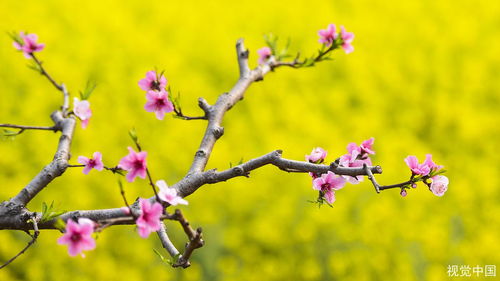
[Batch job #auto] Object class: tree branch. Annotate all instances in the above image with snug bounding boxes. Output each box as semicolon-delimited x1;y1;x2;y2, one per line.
0;214;39;269
10;111;76;206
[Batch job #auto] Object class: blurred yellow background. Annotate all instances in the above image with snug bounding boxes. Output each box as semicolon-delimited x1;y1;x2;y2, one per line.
0;0;499;280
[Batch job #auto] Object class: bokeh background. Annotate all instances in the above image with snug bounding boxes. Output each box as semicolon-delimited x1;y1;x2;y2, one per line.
0;0;499;280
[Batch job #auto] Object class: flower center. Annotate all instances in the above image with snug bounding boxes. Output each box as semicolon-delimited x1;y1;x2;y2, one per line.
70;233;81;242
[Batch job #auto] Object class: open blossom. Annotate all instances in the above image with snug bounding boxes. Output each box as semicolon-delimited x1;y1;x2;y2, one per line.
257;47;272;65
360;137;375;155
318;24;338;47
339;153;368;184
73;97;92;129
77;152;104;174
157;180;188;206
138;70;167;91
312;171;346;204
144;90;174;120
405;154;443;176
118;147;147;182
429;175;449;196
305;147;327;163
340;26;355;54
13;32;45;58
57;218;96;257
136;198;163;238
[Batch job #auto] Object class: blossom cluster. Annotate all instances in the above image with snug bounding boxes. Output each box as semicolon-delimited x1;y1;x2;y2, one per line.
61;148;188;256
257;23;355;65
138;71;174;120
404;154;449;196
305;138;449;204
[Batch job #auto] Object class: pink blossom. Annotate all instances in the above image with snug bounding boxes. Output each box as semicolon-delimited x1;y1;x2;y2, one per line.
144;90;174;120
136;198;163;238
340;26;355;54
429;175;449;197
138;70;167;91
312;171;346;204
77;152;104;174
73;98;92;129
423;154;443;172
13;32;45;58
318;24;338;47
404;155;431;176
339;152;369;184
346;142;362;160
305;147;327;163
157;180;188;206
57;218;96;257
257;47;272;65
360;137;375;155
118;147;147;182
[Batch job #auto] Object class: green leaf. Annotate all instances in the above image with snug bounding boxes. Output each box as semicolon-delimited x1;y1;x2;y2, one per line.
27;61;43;74
79;80;97;100
7;31;22;45
128;128;138;143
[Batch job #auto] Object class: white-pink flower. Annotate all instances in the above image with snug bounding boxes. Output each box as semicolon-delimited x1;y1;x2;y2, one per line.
305;147;327;163
157;180;188;206
257;47;272;65
118;147;147;182
73;97;92;129
340;26;355;54
312;171;346;204
57;218;96;257
144;90;174;120
318;24;338;47
136;198;163;238
13;32;45;58
77;152;104;174
429;175;449;197
339;153;368;184
138;70;167;91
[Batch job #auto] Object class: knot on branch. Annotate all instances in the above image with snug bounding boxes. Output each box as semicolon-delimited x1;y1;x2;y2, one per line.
195;150;207;158
211;126;224;139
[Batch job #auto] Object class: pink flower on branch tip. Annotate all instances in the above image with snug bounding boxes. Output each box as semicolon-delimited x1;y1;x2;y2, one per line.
257;47;272;65
77;152;104;174
312;171;346;204
57;218;96;257
157;180;188;206
318;24;338;47
305;147;327;163
339;153;368;184
138;70;167;91
118;147;147;182
144;90;174;120
136;198;163;238
340;26;355;54
73;98;92;129
13;32;45;59
429;175;449;197
405;154;443;176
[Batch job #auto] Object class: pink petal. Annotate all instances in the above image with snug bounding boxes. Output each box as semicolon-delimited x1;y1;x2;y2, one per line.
145;71;156;81
77;156;89;165
324;190;336;204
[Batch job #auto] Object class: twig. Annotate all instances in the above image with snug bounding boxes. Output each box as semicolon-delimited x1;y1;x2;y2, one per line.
363;164;412;192
156;222;180;258
0;215;39;269
0;124;57;132
31;54;70;114
169;209;204;268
